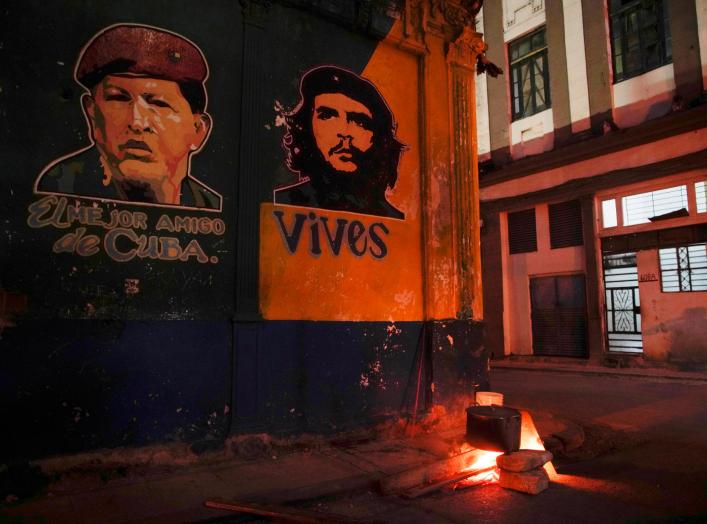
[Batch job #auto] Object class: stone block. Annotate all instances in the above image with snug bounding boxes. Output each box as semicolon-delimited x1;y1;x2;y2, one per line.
496;450;553;472
542;436;564;455
554;423;585;451
498;468;549;495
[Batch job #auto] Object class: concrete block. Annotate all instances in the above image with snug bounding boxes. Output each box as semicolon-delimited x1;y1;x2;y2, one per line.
499;468;549;495
496;450;553;472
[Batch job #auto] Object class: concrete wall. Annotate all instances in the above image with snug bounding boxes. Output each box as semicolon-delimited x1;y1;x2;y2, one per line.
0;1;490;460
475;8;491;160
503;204;585;355
637;249;707;365
612;65;676;129
562;0;591;133
697;0;707;89
478;0;707;367
476;0;704;165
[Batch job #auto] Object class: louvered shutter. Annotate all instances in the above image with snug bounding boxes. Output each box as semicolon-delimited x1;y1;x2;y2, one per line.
549;200;583;249
508;208;537;254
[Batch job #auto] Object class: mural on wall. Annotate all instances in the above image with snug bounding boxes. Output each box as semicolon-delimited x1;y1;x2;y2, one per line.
27;24;225;265
34;24;221;210
274;66;405;220
260;62;423;321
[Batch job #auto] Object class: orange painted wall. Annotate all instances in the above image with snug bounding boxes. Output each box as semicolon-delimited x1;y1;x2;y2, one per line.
259;31;425;321
259;203;422;321
636;249;707;363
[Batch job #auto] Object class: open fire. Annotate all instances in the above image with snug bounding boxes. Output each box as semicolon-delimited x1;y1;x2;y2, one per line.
451;408;557;491
379;406;555;498
455;445;503;487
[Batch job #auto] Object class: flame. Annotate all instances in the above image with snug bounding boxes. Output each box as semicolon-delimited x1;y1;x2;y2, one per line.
454;443;503;486
445;408;557;491
519;410;558;478
452;408;557;487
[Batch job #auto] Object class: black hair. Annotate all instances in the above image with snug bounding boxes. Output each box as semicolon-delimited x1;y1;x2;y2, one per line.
282;66;404;191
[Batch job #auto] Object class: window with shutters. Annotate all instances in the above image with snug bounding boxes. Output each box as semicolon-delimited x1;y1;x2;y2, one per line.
509;28;550;121
549;200;583;249
609;0;672;83
507;208;537;254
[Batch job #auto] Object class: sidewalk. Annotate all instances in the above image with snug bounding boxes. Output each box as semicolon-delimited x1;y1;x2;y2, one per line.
3;367;705;523
0;432;459;523
491;357;707;382
1;409;579;524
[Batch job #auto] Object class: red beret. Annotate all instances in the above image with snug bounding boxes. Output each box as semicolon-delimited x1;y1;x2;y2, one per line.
76;24;208;89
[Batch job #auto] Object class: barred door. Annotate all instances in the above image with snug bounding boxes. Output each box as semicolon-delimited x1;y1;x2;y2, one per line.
530;275;588;357
603;252;643;353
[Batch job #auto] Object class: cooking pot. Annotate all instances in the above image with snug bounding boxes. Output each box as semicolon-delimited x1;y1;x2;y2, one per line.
465;405;521;453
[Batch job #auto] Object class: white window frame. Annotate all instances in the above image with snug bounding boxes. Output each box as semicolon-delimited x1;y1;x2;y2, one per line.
596;172;707;238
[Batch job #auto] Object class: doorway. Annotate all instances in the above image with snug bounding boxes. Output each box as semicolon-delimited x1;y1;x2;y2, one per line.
530;275;588;357
602;252;643;353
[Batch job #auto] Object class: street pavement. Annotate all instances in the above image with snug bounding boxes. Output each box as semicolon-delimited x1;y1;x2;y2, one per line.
2;367;706;523
308;368;707;523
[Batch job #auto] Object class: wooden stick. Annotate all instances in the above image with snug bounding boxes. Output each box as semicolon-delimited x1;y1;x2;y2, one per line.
204;499;379;524
401;466;496;499
378;448;488;495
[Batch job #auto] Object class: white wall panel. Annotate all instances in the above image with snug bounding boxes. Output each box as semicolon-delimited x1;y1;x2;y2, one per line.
562;0;591;132
697;0;707;89
503;0;546;42
510;108;554;158
475;8;491;158
612;64;675;127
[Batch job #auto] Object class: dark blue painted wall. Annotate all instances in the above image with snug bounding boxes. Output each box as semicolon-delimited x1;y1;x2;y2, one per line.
233;321;424;434
0;320;232;459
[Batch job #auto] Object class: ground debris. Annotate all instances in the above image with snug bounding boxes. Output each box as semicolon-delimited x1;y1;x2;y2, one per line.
231;434;272;460
553;424;585;451
0;461;49;503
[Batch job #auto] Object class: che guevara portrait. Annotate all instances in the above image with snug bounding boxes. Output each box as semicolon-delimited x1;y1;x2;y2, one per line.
274;66;406;220
34;24;222;211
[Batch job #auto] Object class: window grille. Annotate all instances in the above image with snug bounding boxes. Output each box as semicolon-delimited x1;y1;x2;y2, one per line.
659;243;707;292
509;28;550;121
696;182;706;214
621;185;688;226
609;0;672;83
507;208;537;254
549;200;583;249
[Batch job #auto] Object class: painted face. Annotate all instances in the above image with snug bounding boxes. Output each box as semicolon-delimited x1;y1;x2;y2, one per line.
311;93;374;173
85;75;209;190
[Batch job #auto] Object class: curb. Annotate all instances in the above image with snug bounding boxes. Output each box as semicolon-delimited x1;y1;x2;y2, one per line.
491;361;707;382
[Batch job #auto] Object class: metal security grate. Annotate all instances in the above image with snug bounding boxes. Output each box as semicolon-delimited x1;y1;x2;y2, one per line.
507;208;537;254
530;275;587;357
549;200;583;249
603;252;643;353
621;185;688;225
696;182;706;214
659;243;707;292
